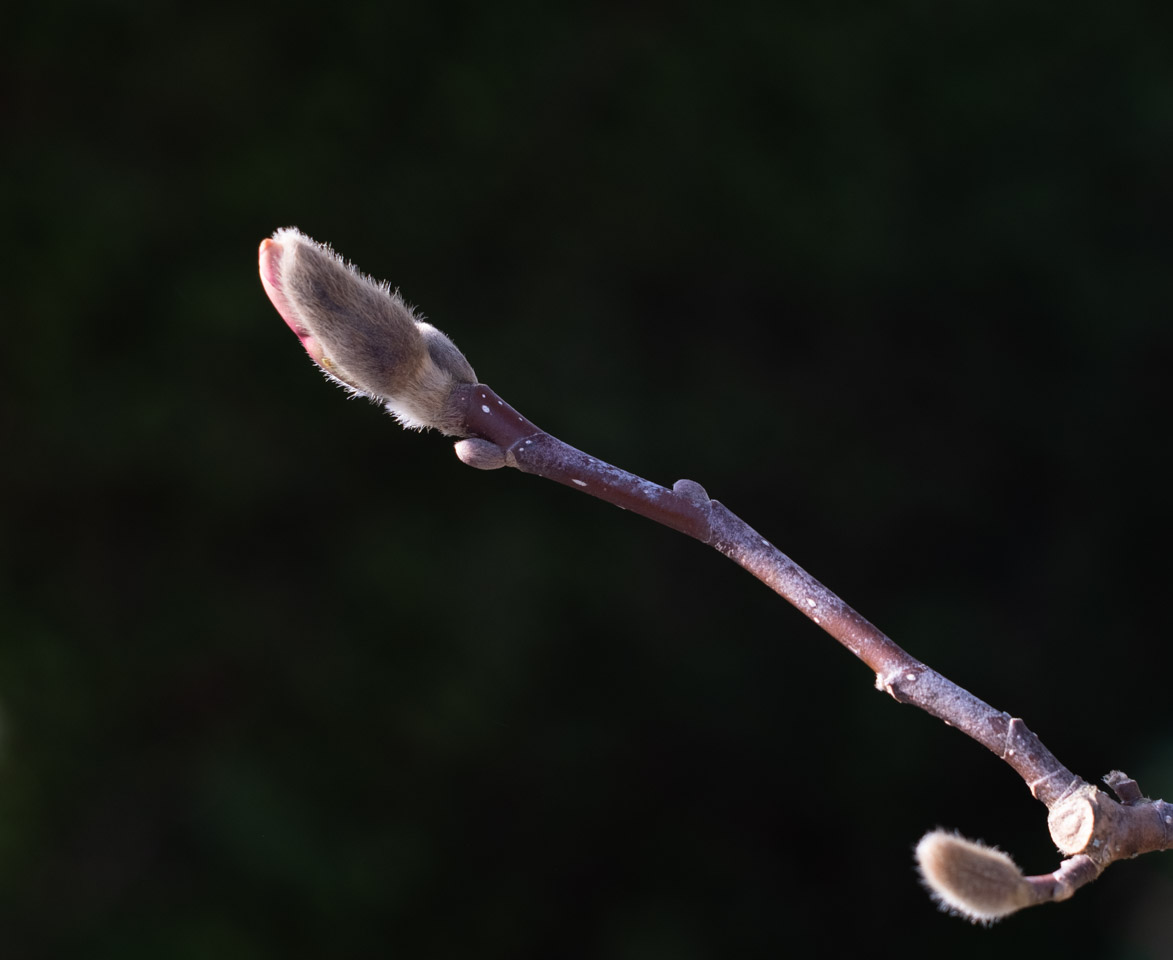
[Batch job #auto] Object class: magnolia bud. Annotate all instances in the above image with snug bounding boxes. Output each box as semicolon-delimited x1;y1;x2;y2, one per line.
915;830;1035;923
259;227;476;434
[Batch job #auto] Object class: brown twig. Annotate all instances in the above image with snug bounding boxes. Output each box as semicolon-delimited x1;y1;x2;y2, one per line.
259;227;1173;923
456;385;1087;801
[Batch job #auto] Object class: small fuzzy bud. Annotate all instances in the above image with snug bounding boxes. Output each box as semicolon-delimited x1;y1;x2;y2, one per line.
454;438;507;470
259;227;476;434
915;830;1035;923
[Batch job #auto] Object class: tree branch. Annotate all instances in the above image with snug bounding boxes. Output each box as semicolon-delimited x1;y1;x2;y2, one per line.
456;384;1089;806
259;227;1172;923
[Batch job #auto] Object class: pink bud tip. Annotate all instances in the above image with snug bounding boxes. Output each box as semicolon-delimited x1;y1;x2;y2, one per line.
258;235;325;364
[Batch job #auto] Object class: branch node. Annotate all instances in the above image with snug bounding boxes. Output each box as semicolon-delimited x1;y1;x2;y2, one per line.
1048;791;1099;855
874;665;919;698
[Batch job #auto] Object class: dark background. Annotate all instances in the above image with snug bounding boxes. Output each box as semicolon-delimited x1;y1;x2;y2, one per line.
3;2;1171;957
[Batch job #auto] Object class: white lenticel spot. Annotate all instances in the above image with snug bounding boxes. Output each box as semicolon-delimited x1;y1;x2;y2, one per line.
805;598;817;607
573;479;587;486
525;439;533;445
906;673;916;681
481;405;490;413
497;400;503;405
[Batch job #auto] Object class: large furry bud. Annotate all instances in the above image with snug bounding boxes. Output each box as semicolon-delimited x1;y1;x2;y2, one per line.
259;228;476;434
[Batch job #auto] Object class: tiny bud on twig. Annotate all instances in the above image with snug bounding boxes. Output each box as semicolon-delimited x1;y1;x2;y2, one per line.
454;438;507;470
259;228;477;434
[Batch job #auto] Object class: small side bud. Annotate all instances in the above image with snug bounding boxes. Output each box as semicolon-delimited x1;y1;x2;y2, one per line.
915;830;1034;923
454;438;507;470
672;479;710;504
1103;770;1144;805
258;227;477;435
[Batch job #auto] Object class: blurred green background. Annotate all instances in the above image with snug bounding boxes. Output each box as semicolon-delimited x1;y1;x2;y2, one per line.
3;1;1171;957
